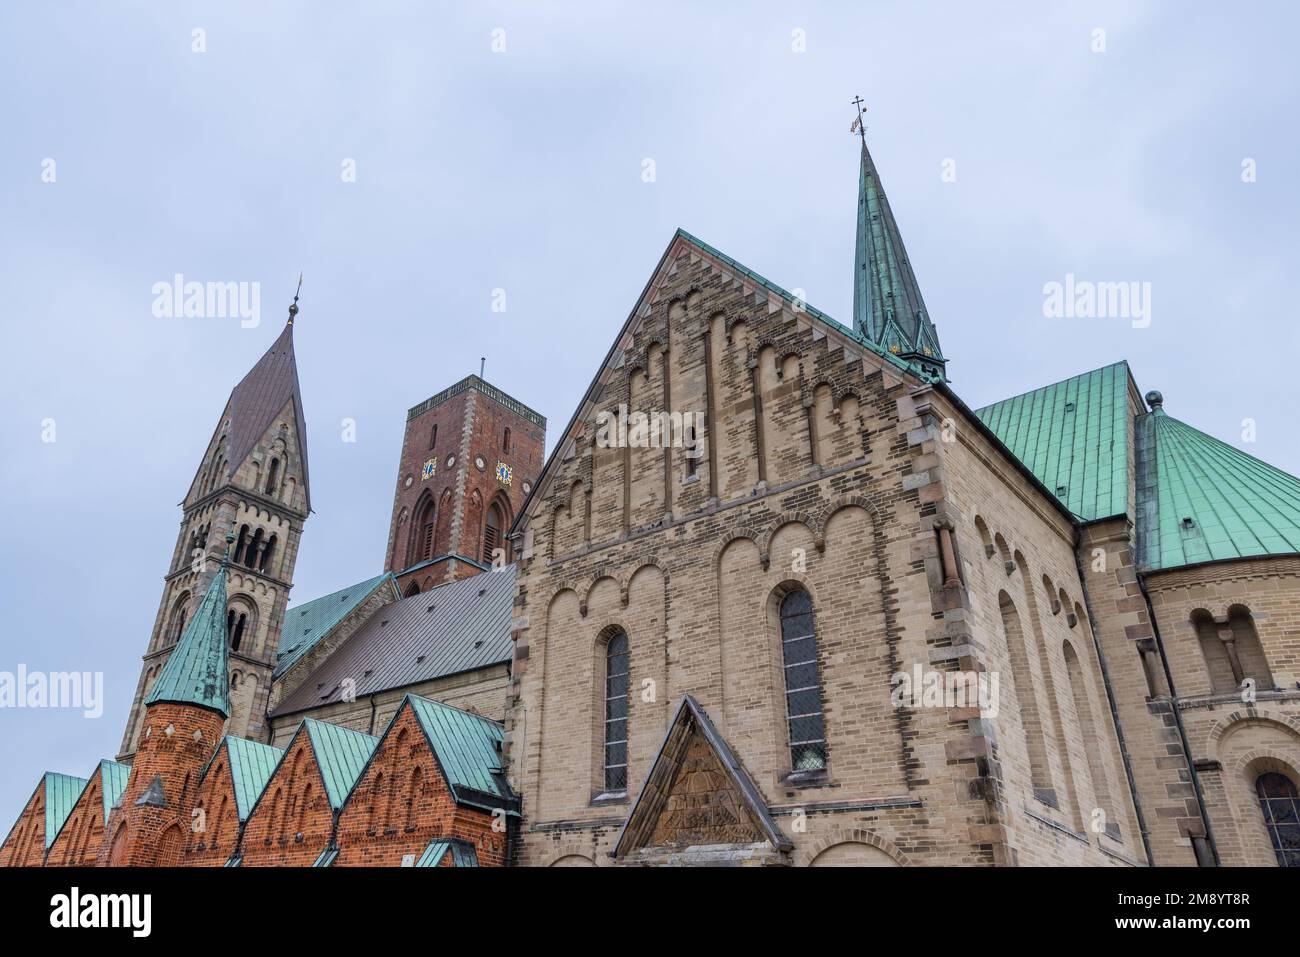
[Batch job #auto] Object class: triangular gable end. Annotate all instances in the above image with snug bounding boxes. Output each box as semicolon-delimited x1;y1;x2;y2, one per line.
612;695;791;861
510;228;927;537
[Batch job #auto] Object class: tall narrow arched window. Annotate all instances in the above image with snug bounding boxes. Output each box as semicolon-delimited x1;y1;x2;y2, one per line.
483;502;505;564
259;534;277;574
429;424;438;450
1256;772;1300;867
228;612;246;652
245;528;264;570
502;427;512;453
409;495;435;566
779;588;827;773
265;457;280;495
233;525;250;565
603;631;630;792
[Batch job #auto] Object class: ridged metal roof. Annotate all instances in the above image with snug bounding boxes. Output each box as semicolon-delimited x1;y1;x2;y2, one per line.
97;760;130;823
271;568;515;717
415;838;479;867
145;561;230;716
275;573;397;679
223;321;311;508
406;694;513;813
220;737;284;821
300;719;379;810
976;361;1132;523
1136;403;1300;572
43;772;88;849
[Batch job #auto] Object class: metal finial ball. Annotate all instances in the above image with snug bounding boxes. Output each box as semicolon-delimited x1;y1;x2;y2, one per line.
1145;390;1164;409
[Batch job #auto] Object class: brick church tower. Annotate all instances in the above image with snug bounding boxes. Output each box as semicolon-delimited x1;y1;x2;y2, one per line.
101;536;234;866
118;299;311;759
382;375;545;595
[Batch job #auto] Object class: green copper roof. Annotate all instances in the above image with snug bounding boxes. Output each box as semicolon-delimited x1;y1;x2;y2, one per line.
97;761;130;823
43;772;88;849
406;694;516;815
852;141;945;377
145;562;230;716
300;719;379;810
976;361;1132;523
275;573;396;679
217;737;284;821
1136;398;1300;572
415;839;479;867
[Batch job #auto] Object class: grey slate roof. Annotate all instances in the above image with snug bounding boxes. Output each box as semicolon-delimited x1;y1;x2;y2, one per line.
271;567;516;717
224;321;310;509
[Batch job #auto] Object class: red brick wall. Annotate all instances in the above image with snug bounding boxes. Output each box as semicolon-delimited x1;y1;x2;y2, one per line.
182;744;243;866
101;701;226;867
0;784;46;867
47;776;105;867
333;704;507;866
238;733;335;867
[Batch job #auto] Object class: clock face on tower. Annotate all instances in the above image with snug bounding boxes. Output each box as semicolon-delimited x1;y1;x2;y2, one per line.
420;459;436;481
495;462;513;485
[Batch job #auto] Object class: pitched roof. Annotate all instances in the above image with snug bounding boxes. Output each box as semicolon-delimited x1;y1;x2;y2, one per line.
853;141;945;375
976;361;1133;523
224;321;310;509
214;736;284;821
96;760;131;823
299;719;379;810
1136;398;1300;572
274;573;397;679
406;694;516;814
271;567;515;717
145;560;231;716
613;695;791;857
43;773;89;849
415;838;479;867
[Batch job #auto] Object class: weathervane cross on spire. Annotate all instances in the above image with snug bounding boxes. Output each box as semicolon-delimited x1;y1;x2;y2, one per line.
288;272;303;324
850;95;868;146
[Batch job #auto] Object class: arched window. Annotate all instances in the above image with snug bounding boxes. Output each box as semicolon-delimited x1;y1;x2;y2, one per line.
779;588;827;773
502;427;512;453
428;424;438;450
245;528;264;570
233;525;250;565
404;581;421;597
483;502;505;564
603;631;630;792
296;782;313;835
265;457;280;495
227;611;247;652
259;534;277;574
406;766;423;831
1256;772;1300;867
411;495;436;566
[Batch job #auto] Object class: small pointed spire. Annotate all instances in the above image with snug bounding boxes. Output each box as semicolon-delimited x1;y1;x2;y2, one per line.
144;530;233;717
850;112;946;379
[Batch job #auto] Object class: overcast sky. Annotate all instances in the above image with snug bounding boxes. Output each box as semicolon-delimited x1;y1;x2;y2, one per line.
1;1;1296;829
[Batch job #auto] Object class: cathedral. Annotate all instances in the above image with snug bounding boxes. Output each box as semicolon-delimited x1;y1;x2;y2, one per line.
3;134;1298;869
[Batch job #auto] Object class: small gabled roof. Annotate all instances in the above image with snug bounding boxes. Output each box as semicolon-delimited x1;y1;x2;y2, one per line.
976;361;1134;523
96;760;131;824
274;573;397;679
42;772;89;850
1136;396;1300;572
271;568;515;717
296;719;379;811
613;695;791;858
415;838;479;867
146;560;230;716
224;320;311;509
405;694;516;815
203;736;284;822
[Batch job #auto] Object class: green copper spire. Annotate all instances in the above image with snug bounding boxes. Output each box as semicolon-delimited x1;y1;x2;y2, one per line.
145;532;233;717
852;137;945;379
